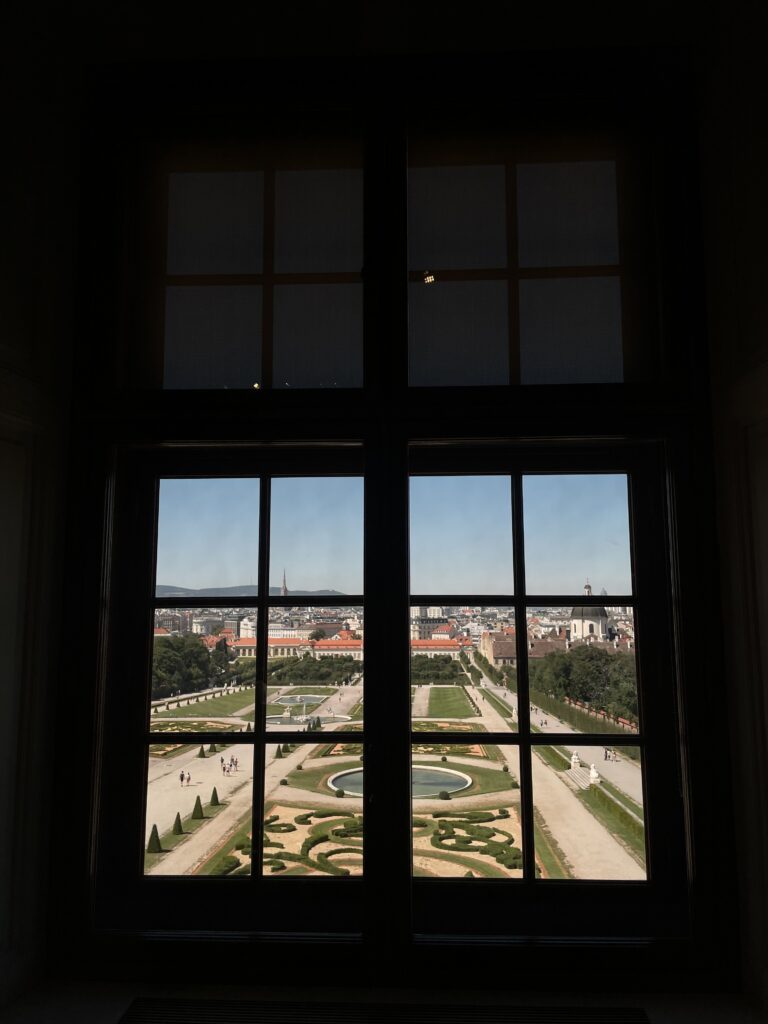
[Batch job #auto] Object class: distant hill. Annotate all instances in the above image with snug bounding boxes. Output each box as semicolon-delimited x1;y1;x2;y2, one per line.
155;584;347;598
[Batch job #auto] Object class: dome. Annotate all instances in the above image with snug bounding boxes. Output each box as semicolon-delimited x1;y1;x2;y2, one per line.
570;605;608;619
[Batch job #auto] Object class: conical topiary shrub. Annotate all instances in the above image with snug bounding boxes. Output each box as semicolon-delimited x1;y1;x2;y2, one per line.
246;722;252;733
172;812;183;835
275;745;283;759
147;824;162;853
208;742;218;754
281;743;290;754
197;744;206;758
191;795;204;820
210;787;220;807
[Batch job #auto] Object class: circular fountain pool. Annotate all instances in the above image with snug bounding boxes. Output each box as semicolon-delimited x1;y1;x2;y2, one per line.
327;765;472;798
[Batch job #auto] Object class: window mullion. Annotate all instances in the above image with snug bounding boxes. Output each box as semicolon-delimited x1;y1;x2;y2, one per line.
512;471;536;883
361;108;410;950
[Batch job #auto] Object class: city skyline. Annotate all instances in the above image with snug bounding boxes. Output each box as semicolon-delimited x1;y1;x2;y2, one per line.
156;473;632;596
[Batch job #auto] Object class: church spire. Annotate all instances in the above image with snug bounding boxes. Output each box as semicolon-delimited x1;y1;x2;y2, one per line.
584;579;592;597
281;569;288;597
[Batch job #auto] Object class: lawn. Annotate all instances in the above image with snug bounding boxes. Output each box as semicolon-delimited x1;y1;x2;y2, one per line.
152;688;255;719
532;745;571;771
284;759;362;795
577;786;646;867
478;687;518;729
426;686;476;719
533;807;573;879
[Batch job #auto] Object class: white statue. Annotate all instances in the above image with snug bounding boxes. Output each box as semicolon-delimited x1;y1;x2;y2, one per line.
589;763;601;784
571;751;581;769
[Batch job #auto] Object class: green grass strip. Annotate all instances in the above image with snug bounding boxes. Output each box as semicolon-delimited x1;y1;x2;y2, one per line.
478;687;518;728
577;786;646;868
533;807;573;879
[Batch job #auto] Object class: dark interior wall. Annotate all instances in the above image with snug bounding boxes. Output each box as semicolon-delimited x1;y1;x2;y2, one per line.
2;0;768;1010
700;0;768;1007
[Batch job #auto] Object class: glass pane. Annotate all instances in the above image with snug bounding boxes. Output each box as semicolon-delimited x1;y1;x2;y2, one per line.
150;607;258;726
411;744;523;878
260;606;363;733
519;277;623;385
164;286;262;389
408;165;507;270
263;741;364;876
144;744;254;876
269;478;364;596
527;608;639;736
272;284;363;388
408;281;509;387
166;172;264;275
274;169;363;273
523;474;632;595
411;606;517;734
517;161;619;268
409;476;513;594
532;744;645;879
156;479;260;597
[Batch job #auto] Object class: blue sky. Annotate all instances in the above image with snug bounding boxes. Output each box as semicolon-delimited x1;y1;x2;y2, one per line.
409;476;514;593
156;473;631;596
522;474;632;594
156;476;364;593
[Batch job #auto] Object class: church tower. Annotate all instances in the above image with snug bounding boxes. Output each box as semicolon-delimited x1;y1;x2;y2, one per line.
281;569;288;597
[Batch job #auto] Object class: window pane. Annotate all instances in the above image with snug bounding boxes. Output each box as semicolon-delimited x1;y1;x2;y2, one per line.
517;161;619;268
144;744;254;876
269;478;364;595
166;172;264;275
149;607;258;726
164;286;262;389
519;277;623;385
259;606;363;733
408;281;509;387
272;284;363;389
274;169;363;273
411;606;517;734
411;744;523;878
156;479;260;597
527;608;639;736
409;476;513;595
263;741;364;876
522;474;632;594
408;166;507;270
532;744;645;879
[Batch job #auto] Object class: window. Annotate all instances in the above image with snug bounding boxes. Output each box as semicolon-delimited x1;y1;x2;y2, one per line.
88;81;689;958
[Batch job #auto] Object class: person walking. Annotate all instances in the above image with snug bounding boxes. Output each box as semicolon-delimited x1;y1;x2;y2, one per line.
179;770;185;786
185;771;191;786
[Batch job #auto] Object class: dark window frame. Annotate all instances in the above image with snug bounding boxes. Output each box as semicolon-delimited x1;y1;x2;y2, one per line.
66;54;729;987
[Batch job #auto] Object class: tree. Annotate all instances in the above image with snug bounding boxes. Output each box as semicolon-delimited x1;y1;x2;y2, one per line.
151;634;219;699
208;742;218;753
210;787;220;806
309;628;326;641
275;745;283;759
191;796;204;820
172;812;183;835
197;744;206;758
147;824;162;853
